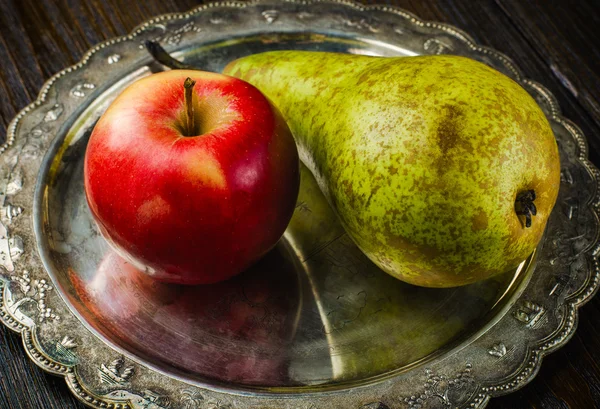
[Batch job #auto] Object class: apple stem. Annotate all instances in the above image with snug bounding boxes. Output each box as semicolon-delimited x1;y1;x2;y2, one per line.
184;77;197;136
515;189;537;228
144;40;197;70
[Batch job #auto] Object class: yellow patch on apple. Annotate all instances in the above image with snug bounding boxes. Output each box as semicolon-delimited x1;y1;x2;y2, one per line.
137;195;171;225
185;151;227;189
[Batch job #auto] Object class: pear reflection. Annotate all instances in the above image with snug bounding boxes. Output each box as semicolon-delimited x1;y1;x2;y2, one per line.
70;243;301;386
285;165;528;382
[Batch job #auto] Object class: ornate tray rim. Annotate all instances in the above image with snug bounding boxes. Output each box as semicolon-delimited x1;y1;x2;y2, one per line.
1;1;599;408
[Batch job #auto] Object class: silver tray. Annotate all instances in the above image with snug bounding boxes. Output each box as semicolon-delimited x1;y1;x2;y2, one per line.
1;1;599;408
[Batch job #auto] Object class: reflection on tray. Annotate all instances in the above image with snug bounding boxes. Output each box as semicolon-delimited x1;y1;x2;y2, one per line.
70;245;302;386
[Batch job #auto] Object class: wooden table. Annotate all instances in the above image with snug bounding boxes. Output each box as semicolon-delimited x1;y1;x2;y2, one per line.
1;1;599;408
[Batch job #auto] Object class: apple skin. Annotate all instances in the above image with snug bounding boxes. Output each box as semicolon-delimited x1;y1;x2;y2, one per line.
84;70;300;284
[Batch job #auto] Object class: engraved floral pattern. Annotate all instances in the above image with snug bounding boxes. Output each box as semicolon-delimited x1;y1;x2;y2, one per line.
262;10;279;23
423;37;453;54
70;82;96;98
107;54;121;64
140;21;201;49
99;357;134;386
488;343;507;358
0;168;23;272
103;389;171;409
8;271;58;322
0;224;22;272
180;390;232;409
51;336;78;365
401;365;475;409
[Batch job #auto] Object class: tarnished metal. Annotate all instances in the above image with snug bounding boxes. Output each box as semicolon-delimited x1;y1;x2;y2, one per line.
1;1;598;408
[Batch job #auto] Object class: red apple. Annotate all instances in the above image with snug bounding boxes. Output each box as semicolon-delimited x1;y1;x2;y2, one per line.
84;70;300;284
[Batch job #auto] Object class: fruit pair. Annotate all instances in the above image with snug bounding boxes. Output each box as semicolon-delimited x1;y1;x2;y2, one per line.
85;46;560;287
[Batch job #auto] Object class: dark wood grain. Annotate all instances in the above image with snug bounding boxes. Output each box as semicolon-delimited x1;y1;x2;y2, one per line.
495;0;600;135
0;1;599;408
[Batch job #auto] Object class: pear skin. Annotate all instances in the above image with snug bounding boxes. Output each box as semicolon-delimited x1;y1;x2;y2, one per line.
224;52;561;287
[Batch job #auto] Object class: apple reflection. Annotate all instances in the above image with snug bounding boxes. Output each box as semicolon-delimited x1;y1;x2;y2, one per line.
70;242;302;386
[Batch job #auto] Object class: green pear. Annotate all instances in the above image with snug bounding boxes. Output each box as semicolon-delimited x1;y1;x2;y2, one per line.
224;51;561;288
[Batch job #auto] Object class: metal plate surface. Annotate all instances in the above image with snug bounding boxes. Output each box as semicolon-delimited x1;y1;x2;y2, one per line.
1;1;598;408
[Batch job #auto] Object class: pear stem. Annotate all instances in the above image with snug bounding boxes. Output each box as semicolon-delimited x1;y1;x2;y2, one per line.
183;77;196;136
144;40;197;70
515;189;537;228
